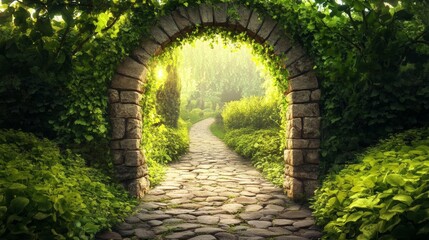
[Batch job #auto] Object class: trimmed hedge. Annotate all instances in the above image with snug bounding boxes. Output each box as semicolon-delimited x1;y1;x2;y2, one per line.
311;127;429;240
0;129;137;239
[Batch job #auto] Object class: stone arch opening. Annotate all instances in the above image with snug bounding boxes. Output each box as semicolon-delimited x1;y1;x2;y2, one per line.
108;3;320;201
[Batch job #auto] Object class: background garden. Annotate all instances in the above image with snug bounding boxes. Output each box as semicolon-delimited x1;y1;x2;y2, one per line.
0;0;428;239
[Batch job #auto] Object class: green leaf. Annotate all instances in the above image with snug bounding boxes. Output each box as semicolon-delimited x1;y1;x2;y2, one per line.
393;194;413;206
386;174;405;186
33;212;50;220
347;211;363;222
9;197;30;214
9;183;27;190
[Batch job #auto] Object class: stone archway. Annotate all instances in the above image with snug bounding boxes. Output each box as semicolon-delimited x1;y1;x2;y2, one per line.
108;3;320;201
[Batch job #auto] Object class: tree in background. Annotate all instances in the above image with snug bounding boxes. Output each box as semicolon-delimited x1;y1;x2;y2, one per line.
156;64;181;128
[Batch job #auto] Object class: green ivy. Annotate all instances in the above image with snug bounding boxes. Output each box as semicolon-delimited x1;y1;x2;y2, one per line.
0;129;137;239
311;127;429;240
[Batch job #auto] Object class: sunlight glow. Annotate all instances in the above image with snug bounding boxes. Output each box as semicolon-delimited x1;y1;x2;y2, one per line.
156;67;166;81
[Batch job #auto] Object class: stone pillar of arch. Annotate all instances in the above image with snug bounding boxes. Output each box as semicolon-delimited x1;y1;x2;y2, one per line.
108;3;321;201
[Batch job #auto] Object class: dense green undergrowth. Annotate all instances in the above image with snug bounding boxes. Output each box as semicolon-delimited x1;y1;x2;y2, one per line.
212;96;284;187
312;128;429;240
144;119;189;186
0;129;137;239
223;127;284;187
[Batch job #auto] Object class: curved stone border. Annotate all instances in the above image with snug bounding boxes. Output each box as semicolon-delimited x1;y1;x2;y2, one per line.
108;3;320;201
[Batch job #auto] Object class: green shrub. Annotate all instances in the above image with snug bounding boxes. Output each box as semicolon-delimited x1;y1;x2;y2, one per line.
223;127;284;187
143;119;189;186
311;127;429;240
222;96;280;130
0;129;137;239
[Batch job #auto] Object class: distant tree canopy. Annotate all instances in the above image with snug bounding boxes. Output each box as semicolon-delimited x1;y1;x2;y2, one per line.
177;38;268;111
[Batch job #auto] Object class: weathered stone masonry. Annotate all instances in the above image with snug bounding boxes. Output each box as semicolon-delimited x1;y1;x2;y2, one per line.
108;3;321;201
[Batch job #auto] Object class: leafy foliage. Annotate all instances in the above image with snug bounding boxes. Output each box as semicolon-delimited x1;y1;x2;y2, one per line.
311;127;429;240
216;94;284;186
0;129;137;239
281;0;429;170
142;61;189;186
222;127;284;187
222;96;281;130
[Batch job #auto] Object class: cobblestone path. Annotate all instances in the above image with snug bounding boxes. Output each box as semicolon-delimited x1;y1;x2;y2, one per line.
98;118;321;240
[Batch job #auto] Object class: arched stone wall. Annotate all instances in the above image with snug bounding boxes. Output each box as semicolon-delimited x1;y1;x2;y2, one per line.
108;3;320;201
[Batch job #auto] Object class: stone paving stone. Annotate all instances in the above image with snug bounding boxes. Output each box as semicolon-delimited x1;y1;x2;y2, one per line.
164;230;195;239
248;220;272;228
216;232;238;240
189;235;217;240
222;203;244;213
293;219;316;228
194;227;226;234
106;118;320;239
273;219;295;226
134;229;155;239
197;215;220;224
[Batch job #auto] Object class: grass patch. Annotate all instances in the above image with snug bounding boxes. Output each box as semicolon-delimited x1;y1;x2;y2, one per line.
210;119;226;139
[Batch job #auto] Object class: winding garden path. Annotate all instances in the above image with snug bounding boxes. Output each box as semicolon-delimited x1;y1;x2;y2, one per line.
100;118;321;240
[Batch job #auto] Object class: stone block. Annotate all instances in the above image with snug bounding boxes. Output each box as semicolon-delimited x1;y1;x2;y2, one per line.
127;177;150;199
110;140;121;150
304;180;319;198
116;58;147;81
199;3;213;26
235;5;252;31
247;10;263;39
285;45;306;66
274;36;293;55
213;3;228;26
285;176;304;200
304;150;320;164
287;164;319;180
284;149;304;166
124;150;145;167
286;90;310;103
126;119;142;139
150;26;170;46
111;118;126;139
287;103;319;119
288;71;318;91
120;91;142;105
311;89;321;101
187;6;202;25
286;118;302;139
303;117;321;138
112;150;124;165
172;8;193;32
159;15;181;38
108;89;120;103
265;25;281;47
257;17;277;41
120;139;141;150
286;139;320;149
131;48;151;67
287;56;314;78
111;74;143;92
110;103;141;119
141;40;162;56
116;165;148;181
